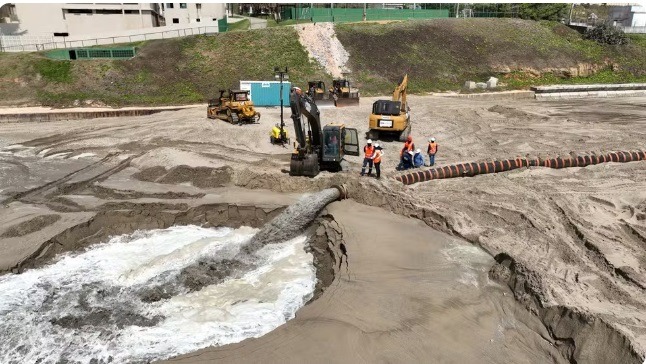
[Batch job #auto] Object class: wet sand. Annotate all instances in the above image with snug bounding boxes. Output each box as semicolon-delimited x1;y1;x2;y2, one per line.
163;200;564;364
0;95;645;362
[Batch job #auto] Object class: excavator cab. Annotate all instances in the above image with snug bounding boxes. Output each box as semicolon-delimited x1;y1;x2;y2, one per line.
322;124;359;163
288;89;359;177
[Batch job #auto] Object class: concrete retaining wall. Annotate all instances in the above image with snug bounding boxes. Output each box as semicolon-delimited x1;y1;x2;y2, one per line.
532;83;646;100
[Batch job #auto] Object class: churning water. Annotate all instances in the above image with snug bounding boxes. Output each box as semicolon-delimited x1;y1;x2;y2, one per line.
0;225;316;364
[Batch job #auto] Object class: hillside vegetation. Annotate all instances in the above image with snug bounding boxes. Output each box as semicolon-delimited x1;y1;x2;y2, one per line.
0;18;645;107
336;18;646;94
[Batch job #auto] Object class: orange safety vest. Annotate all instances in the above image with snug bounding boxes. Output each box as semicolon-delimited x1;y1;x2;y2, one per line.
374;149;383;163
364;145;375;158
400;141;414;156
428;142;437;155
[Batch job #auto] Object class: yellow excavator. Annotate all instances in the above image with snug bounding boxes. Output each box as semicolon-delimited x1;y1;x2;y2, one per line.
367;74;411;141
288;87;360;177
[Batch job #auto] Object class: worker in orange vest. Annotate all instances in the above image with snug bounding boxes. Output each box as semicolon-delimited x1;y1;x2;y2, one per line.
427;137;438;166
360;139;375;176
400;135;414;157
373;143;384;179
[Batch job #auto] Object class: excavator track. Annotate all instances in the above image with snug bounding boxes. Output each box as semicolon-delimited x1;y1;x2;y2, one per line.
289;154;319;177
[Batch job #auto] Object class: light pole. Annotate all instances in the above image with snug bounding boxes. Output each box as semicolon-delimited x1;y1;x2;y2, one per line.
274;66;289;144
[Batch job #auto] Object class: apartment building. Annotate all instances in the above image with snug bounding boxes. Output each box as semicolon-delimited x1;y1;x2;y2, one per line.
0;3;165;36
161;3;226;25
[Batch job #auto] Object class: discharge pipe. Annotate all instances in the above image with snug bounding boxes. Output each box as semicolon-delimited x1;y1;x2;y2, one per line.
241;184;348;254
395;151;646;185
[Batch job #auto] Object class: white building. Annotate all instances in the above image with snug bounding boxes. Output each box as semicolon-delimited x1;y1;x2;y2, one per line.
0;3;165;36
161;3;226;25
609;5;646;27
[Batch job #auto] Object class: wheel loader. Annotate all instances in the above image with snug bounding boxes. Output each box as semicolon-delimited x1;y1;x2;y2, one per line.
207;89;260;124
367;74;411;142
329;79;360;107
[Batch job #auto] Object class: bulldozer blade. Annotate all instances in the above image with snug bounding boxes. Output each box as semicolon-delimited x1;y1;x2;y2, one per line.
334;98;360;107
314;99;336;108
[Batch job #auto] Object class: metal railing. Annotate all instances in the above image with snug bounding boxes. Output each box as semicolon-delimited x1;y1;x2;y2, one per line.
0;25;219;52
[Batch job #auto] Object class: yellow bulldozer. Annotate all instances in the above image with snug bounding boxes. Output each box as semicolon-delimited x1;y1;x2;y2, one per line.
367;74;410;142
306;81;335;107
329;79;360;107
207;89;260;124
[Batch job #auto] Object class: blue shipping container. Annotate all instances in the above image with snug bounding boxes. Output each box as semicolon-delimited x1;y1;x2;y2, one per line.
241;81;292;107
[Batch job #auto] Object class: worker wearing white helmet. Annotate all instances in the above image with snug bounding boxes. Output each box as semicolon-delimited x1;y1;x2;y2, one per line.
427;137;438;166
373;142;384;179
360;139;375;176
413;148;424;168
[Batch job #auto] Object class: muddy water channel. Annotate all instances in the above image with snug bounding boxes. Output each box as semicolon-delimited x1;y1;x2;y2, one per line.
0;191;565;364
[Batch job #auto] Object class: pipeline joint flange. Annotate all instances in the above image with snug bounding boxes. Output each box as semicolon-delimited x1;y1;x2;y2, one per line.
332;184;348;200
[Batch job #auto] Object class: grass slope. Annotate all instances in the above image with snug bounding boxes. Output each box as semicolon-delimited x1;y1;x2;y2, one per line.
335;18;646;94
0;27;328;107
0;18;644;107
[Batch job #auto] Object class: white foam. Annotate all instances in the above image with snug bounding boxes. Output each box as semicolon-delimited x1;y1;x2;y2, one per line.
0;225;315;364
442;242;494;288
44;152;71;159
37;148;52;156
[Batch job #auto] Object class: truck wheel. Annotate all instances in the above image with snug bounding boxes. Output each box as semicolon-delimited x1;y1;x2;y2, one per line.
270;135;275;144
367;130;379;140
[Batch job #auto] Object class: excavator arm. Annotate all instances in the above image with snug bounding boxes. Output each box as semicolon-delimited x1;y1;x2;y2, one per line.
289;89;322;153
392;74;408;113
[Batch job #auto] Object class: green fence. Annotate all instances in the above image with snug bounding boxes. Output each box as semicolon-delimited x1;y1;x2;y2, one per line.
218;17;229;32
46;47;136;60
281;8;449;23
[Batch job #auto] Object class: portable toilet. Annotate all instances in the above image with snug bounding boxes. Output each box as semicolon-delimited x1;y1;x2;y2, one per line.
240;80;292;107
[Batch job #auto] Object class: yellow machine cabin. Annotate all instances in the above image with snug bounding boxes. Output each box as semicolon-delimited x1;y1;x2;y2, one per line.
329;79;360;107
367;74;410;141
306;81;335;107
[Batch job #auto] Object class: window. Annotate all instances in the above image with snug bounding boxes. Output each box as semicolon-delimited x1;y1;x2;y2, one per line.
212;18;217;21
180;3;187;9
196;18;200;22
53;32;69;37
234;93;248;101
166;3;173;9
124;10;139;14
161;3;164;10
372;100;401;116
96;9;122;14
172;18;179;23
66;9;92;14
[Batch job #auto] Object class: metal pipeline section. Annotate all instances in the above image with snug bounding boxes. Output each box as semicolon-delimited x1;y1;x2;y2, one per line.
395;150;646;186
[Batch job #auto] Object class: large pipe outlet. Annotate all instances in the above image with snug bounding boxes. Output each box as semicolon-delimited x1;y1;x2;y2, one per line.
395;150;646;186
333;184;349;200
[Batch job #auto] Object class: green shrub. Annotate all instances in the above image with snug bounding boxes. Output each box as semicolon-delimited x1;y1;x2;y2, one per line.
584;24;629;45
